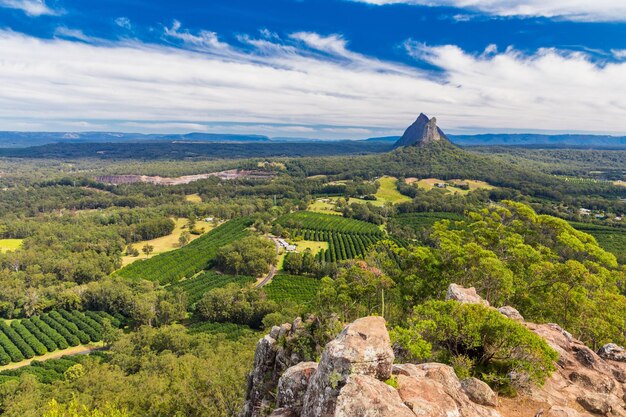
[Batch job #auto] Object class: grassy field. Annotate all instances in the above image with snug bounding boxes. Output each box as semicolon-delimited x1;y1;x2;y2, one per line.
308;199;341;214
375;176;412;204
415;178;493;195
0;239;22;253
295;240;329;254
615;180;626;187
185;194;202;203
121;218;211;266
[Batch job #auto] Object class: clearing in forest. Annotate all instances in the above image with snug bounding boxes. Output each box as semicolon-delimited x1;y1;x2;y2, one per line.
121;218;212;266
415;178;494;194
375;176;412;204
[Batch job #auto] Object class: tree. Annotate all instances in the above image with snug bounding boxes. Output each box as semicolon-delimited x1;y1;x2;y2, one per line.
141;244;154;257
215;236;277;277
178;231;191;247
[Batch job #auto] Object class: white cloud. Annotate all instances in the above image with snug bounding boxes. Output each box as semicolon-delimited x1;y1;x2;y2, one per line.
115;17;132;30
54;27;92;42
1;29;626;136
350;0;626;22
0;0;57;16
163;20;230;51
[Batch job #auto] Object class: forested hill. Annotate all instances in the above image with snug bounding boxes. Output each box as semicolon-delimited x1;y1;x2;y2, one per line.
286;141;626;201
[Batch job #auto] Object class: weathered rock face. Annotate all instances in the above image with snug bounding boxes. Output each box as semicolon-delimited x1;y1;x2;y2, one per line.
301;316;394;417
446;283;490;306
497;305;524;321
394;113;450;148
242;318;311;417
462;377;498;407
277;362;318;414
245;284;626;417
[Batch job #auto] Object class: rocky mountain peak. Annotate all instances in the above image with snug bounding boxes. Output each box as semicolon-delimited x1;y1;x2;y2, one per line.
395;113;450;147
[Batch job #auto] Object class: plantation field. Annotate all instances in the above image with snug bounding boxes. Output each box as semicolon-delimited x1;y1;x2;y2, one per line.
264;274;321;305
278;212;385;262
0;352;103;383
570;222;626;263
0;310;119;366
0;239;22;253
390;212;465;238
117;217;252;284
375;176;412;204
121;218;211;266
277;211;382;235
168;271;255;306
188;322;258;340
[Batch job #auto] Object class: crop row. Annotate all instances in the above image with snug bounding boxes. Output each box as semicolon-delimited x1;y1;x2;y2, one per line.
168;271;255;305
0;353;101;385
0;311;119;366
277;211;382;235
264;274;321;305
117;218;253;285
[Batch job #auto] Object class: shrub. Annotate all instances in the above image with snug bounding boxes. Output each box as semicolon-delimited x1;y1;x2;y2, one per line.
391;301;558;392
30;317;69;350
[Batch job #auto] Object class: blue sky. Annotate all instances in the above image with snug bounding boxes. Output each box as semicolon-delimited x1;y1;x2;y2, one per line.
1;0;626;138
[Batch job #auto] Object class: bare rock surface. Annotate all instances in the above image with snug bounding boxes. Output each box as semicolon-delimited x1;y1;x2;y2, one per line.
244;284;626;417
498;305;524;321
446;283;490;306
598;344;626;363
462;377;498;406
301;316;394;417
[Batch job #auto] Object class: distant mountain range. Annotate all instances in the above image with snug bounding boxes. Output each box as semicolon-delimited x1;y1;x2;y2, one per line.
0;132;270;148
368;133;626;148
1;129;626;149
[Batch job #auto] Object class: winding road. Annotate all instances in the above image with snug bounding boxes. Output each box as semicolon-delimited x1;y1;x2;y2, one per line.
256;236;280;288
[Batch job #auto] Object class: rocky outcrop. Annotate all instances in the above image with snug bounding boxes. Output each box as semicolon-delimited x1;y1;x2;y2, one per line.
447;284;626;417
462;377;498;406
301;316;395;417
242;318;313;417
446;283;490;306
394;113;450;148
247;284;626;417
254;315;502;417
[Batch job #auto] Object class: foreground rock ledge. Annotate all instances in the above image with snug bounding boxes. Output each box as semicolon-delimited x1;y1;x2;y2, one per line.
242;284;626;417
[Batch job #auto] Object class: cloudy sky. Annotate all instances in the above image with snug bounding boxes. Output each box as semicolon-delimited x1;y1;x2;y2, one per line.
1;0;626;138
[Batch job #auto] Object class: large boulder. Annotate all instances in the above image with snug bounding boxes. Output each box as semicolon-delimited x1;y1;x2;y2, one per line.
497;306;524;321
462;377;498;407
301;316;394;417
334;374;415;417
446;284;490;306
277;362;318;414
